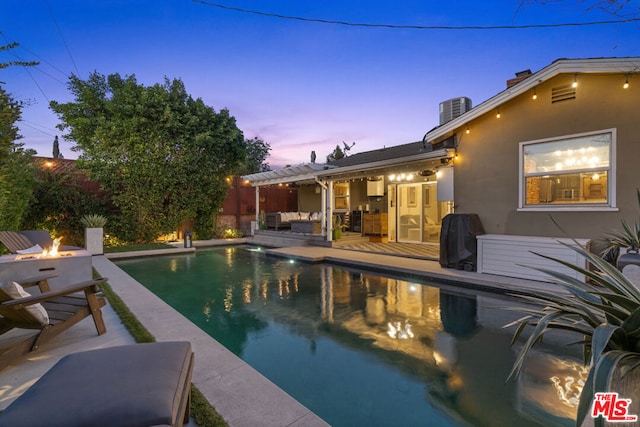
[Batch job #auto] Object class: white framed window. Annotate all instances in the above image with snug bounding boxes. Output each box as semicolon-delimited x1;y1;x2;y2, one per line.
518;129;617;211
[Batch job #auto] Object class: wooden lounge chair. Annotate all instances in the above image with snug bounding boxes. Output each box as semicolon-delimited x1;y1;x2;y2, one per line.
0;230;82;254
0;274;107;370
0;231;34;253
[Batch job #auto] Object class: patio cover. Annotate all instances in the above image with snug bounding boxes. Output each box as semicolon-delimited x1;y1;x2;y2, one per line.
242;163;334;187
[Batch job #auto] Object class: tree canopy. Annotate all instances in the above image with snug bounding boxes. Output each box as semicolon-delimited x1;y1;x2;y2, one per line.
241;137;271;173
0;42;39;70
0;84;37;231
326;141;356;163
50;72;247;241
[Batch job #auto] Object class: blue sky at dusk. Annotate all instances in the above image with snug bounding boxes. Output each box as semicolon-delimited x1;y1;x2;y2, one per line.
1;1;638;168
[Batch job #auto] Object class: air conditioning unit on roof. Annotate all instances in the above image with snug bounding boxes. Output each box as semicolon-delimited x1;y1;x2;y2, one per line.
439;97;472;125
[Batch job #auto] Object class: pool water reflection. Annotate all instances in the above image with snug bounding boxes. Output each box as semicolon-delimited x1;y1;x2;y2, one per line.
115;246;584;427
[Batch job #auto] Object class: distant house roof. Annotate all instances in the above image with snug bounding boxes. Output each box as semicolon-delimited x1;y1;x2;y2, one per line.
327;141;434;168
32;157;78;174
32;156;103;194
424;57;640;144
315;138;455;180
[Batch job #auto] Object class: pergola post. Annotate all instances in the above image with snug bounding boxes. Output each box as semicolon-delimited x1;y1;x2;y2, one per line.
326;180;333;242
255;186;260;222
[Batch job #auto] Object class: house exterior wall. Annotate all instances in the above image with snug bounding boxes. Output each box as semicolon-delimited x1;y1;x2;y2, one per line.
453;73;639;248
298;185;321;212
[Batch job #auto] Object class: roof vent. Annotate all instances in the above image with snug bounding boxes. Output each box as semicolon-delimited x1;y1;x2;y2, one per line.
551;85;577;103
439;97;472;125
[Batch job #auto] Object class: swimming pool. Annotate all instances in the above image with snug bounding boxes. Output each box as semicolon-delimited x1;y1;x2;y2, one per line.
115;246;584;427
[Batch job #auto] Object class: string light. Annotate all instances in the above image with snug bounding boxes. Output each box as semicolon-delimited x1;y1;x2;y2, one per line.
496;108;501;119
465;125;470;134
572;74;578;88
532;87;537;100
623;75;630;89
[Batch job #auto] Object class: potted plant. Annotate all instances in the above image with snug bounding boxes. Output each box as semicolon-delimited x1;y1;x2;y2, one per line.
258;210;267;231
506;240;640;426
332;215;345;240
80;214;107;255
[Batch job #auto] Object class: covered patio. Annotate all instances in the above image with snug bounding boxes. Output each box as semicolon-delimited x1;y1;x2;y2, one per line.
243;140;457;249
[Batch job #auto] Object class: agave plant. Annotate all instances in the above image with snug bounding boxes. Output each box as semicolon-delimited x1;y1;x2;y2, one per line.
506;240;640;426
600;189;640;263
80;214;108;228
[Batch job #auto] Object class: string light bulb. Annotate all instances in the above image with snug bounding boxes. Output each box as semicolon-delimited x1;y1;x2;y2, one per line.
623;76;629;89
532;87;537;100
496;108;501;119
572;74;578;88
465;125;470;134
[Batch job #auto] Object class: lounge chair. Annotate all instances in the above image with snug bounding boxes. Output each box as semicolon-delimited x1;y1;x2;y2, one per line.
0;341;194;427
0;230;82;254
0;274;107;370
0;231;35;254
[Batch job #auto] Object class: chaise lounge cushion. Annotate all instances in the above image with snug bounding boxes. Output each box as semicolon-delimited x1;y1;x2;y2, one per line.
0;341;194;427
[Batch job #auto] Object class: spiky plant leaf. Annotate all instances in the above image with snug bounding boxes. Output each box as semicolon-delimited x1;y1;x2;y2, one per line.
508;310;569;381
507;231;640;426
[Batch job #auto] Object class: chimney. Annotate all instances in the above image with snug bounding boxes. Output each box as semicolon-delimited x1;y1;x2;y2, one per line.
506;69;532;88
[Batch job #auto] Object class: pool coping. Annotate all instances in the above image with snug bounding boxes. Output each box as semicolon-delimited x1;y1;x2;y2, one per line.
93;255;329;427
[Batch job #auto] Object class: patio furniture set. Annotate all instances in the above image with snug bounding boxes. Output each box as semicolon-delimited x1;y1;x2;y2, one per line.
265;211;323;233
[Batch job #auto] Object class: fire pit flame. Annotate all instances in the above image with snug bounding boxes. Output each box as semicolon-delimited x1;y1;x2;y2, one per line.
42;237;63;257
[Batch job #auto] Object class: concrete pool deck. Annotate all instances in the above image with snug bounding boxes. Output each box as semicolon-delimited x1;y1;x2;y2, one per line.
0;241;565;426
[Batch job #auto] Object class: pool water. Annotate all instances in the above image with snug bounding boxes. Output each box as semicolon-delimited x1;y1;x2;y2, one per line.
115;246;585;427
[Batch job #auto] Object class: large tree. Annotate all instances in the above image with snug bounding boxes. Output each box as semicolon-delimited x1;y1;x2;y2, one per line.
0;86;35;231
0;84;37;231
0;41;40;233
50;72;246;241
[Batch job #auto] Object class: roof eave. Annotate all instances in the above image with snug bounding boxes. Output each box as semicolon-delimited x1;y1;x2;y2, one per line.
316;148;453;178
424;57;640;144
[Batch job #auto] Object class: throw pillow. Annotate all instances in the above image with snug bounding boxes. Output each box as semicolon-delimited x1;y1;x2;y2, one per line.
0;281;49;325
16;244;43;254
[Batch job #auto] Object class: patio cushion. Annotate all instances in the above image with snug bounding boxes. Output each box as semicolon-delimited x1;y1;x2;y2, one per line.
16;244;43;254
0;281;49;326
0;341;194;427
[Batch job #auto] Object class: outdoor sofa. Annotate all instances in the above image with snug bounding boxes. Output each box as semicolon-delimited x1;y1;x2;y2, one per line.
265;212;323;230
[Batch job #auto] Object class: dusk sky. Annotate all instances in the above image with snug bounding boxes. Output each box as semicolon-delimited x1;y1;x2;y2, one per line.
1;1;638;168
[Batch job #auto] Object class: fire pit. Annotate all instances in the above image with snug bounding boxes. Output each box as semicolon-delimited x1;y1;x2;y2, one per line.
0;248;92;291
